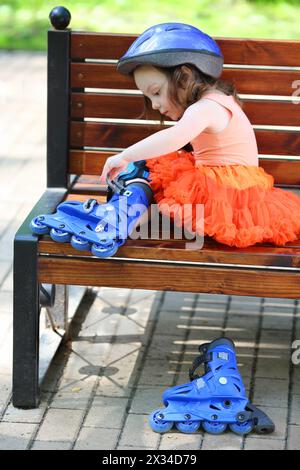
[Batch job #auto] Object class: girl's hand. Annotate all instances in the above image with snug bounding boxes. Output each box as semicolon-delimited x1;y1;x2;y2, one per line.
99;154;129;184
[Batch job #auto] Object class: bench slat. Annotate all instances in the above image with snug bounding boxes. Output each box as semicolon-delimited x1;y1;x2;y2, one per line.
38;236;300;268
69;152;300;186
71;92;300;126
71;63;300;96
70;121;300;157
71;33;300;66
38;256;300;298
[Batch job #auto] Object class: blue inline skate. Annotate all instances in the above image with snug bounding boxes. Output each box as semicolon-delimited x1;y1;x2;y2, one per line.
149;337;275;435
30;160;153;258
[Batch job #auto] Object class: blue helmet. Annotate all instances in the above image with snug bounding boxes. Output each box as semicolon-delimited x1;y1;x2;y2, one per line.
117;23;224;79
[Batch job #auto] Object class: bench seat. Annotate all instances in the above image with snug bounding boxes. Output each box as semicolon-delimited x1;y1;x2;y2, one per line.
33;187;300;298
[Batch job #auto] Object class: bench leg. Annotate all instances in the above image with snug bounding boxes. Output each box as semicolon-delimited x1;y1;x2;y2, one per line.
13;236;40;408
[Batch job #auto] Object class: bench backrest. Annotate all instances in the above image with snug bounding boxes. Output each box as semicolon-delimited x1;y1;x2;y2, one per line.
46;27;300;190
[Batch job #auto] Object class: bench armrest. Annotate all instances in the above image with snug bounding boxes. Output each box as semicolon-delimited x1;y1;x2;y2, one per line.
14;188;67;242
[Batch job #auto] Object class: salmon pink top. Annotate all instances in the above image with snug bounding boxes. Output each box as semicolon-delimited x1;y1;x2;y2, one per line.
191;92;259;167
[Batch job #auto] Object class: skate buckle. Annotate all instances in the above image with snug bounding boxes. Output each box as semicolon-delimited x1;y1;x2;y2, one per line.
83;198;97;213
106;175;126;195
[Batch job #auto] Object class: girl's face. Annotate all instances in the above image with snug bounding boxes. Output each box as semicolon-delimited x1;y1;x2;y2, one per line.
133;65;184;121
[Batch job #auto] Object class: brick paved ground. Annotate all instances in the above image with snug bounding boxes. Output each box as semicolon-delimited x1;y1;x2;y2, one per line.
0;51;299;450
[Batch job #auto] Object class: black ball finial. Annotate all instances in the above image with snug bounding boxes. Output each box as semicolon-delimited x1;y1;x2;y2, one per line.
49;6;71;30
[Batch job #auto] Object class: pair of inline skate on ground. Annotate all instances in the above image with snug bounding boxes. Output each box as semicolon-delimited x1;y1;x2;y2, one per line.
30;163;275;436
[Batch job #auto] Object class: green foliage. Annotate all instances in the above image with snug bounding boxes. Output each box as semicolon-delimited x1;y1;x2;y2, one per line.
0;0;299;50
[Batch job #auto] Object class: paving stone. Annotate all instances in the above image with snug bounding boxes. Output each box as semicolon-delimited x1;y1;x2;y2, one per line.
50;376;96;410
3;400;47;424
96;287;132;308
31;440;72;450
0;374;11;416
198;293;229;303
191;308;226;338
118;413;159;449
160;292;197;311
113;314;150;344
259;330;292;354
159;431;202;450
0;268;12;292
225;320;259;340
187;325;225;342
0;422;36;450
264;298;295;307
0;314;12;352
138;358;179;387
60;345;110;382
287;425;300;450
228;302;261;314
117;445;154;450
244;437;285;450
40;361;66;393
74;426;120;450
129;386;166;414
201;431;243;450
126;289;162;328
35;408;84;442
261;307;294;330
0;324;12;376
95;376;134;399
147;334;184;361
83;396;128;429
95;345;140;397
289;394;300;425
77;308;122;339
0;261;10;287
255;356;290;380
0;291;12;314
154;309;193;338
259;406;288;440
253;378;289;408
292;375;300;394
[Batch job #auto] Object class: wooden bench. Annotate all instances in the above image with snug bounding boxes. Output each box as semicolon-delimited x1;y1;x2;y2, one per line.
13;8;300;407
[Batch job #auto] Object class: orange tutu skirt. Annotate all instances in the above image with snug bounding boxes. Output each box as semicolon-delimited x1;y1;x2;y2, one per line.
146;150;300;248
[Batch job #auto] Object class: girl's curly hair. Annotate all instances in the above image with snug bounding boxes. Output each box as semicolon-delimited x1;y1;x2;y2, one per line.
130;63;243;151
131;63;242;127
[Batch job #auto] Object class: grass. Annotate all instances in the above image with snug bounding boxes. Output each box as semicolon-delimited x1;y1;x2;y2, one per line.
0;0;300;50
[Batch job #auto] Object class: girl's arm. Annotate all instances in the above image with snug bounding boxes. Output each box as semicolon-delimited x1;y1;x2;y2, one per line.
99;99;217;182
120;99;215;162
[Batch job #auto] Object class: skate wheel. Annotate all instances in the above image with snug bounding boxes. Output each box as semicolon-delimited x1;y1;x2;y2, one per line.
70;235;90;251
91;241;119;258
50;228;71;243
175;420;201;434
229;420;254;435
30;216;50;235
202;421;227;434
149;410;174;434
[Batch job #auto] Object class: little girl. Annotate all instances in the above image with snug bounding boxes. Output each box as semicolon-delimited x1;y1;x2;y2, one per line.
100;22;300;248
